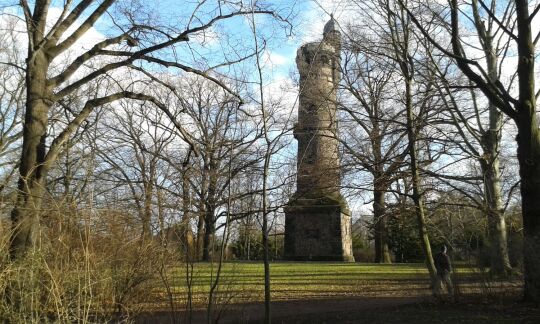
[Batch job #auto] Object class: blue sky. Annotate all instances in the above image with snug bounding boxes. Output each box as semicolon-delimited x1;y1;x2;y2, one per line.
1;0;370;214
2;0;339;87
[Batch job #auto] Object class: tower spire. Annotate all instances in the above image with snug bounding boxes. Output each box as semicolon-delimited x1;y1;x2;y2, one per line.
323;14;341;52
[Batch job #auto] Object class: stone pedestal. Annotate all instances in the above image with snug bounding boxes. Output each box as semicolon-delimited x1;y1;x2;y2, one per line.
284;196;354;261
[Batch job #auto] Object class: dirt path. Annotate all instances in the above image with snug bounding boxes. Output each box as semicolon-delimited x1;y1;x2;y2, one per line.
133;270;535;323
135;294;540;323
135;296;426;323
227;296;426;323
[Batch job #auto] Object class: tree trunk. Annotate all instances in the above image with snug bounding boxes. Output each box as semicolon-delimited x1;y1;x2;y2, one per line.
10;184;45;258
202;208;215;261
196;210;205;260
373;188;391;263
142;178;153;240
372;120;391;264
480;156;512;275
259;141;272;323
10;51;51;258
516;114;540;302
181;164;192;252
472;5;512;275
515;0;540;302
156;187;166;244
404;79;436;280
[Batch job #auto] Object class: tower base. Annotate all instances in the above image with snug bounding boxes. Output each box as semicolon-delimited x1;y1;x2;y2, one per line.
284;196;354;262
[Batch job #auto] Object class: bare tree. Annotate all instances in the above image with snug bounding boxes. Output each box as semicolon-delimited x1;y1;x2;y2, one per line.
9;0;287;258
413;0;516;276
400;0;540;301
340;36;409;263
0;15;24;199
176;77;266;261
96;97;175;240
342;0;438;277
246;8;296;321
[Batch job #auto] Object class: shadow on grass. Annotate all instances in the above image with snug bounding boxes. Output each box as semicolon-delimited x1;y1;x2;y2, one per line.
134;294;540;324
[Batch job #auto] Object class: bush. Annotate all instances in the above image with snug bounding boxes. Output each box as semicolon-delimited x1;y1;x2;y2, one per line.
0;206;175;322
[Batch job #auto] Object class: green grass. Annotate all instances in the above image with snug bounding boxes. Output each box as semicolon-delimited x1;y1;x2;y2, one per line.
151;262;445;307
136;261;529;323
146;261;522;310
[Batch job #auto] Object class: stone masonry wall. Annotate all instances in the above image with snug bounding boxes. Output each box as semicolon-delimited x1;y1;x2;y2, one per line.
285;18;354;262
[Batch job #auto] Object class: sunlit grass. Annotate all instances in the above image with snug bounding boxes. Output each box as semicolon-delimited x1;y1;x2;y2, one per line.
144;261;519;311
150;262;444;307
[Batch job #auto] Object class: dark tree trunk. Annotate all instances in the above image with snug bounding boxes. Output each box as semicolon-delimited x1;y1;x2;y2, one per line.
10;183;46;258
10;51;51;258
202;208;215;261
372;119;391;263
196;210;205;260
470;2;512;274
142;177;154;240
373;188;391;263
515;0;540;302
404;78;436;280
516;115;540;302
180;163;193;253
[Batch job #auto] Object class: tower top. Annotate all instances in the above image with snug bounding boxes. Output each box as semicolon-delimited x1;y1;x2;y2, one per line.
322;15;341;52
323;15;339;36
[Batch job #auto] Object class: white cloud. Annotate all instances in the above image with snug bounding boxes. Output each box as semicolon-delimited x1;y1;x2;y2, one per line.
45;7;106;68
263;74;299;123
297;0;356;44
190;26;219;47
264;50;289;67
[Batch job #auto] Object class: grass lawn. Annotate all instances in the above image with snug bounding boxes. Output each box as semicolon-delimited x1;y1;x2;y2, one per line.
133;262;537;323
148;261;511;308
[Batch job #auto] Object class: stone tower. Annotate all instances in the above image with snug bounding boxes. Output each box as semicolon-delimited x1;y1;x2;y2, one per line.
284;17;354;262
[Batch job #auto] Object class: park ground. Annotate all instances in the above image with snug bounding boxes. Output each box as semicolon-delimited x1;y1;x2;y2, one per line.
135;262;540;323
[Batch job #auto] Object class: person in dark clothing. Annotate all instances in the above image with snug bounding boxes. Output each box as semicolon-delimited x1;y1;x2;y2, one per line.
433;245;454;297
